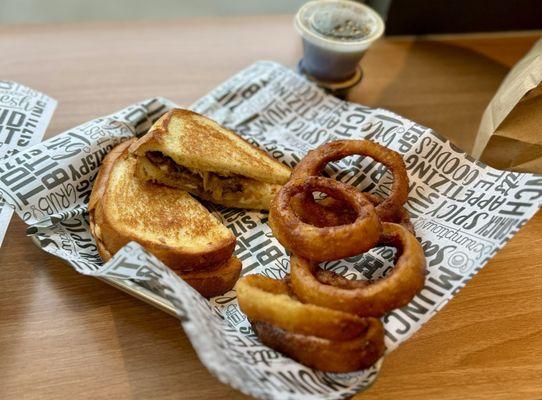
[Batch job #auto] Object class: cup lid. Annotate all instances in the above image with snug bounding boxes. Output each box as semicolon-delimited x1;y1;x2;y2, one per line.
295;0;384;52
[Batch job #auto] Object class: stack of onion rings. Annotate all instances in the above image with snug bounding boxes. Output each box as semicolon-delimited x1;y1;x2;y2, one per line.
236;275;385;372
236;139;426;373
236;275;379;341
268;176;381;261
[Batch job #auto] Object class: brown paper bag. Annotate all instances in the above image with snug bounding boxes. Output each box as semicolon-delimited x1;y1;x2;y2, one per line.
472;38;542;173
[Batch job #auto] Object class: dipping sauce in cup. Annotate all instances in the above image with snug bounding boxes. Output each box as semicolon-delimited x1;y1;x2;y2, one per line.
295;0;384;85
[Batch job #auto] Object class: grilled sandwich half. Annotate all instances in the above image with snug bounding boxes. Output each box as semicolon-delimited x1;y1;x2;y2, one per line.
89;139;240;297
129;109;291;210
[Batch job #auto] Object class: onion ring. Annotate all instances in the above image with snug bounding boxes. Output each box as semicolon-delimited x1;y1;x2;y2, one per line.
362;193;414;234
290;222;426;317
315;268;370;289
251;319;385;373
269;176;381;261
291;192;415;234
236;274;369;341
289;193;357;227
291;140;409;221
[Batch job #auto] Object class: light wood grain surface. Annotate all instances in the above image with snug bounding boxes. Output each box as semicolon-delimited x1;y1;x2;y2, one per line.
0;16;540;400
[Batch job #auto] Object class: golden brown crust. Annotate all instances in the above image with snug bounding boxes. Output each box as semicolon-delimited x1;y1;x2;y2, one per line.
129;108;291;185
161;109;289;179
88;140;236;272
290;222;426;317
89;138;136;263
291;139;409;222
93;208;239;298
128;113;167;154
252;319;385;373
179;256;242;298
90;202;113;262
236;274;369;341
89;138;136;213
97;216;235;271
269;176;381;262
292;193;415;234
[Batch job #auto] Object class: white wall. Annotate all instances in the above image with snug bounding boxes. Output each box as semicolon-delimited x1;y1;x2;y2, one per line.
0;0;309;24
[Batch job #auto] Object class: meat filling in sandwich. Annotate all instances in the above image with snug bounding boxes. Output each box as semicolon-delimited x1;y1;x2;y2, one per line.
130;109;292;210
146;151;245;198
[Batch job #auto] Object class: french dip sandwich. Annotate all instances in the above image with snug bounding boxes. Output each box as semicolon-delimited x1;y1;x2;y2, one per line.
89;139;241;297
89;109;292;297
130;109;291;210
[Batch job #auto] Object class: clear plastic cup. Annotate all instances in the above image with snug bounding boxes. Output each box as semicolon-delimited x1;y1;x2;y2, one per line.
295;0;385;82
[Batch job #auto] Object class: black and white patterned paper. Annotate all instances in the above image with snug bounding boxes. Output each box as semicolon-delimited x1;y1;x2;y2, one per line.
0;81;56;245
1;62;541;399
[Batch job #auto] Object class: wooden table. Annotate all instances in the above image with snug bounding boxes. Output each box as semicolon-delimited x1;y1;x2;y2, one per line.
0;16;541;400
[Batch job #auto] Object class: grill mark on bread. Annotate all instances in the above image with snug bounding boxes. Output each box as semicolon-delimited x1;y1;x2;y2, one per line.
111;169;222;241
130;109;291;185
88;143;235;271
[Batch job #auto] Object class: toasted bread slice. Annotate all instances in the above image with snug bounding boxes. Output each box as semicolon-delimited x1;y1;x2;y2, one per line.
129;109;291;209
89;139;236;272
180;256;242;298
